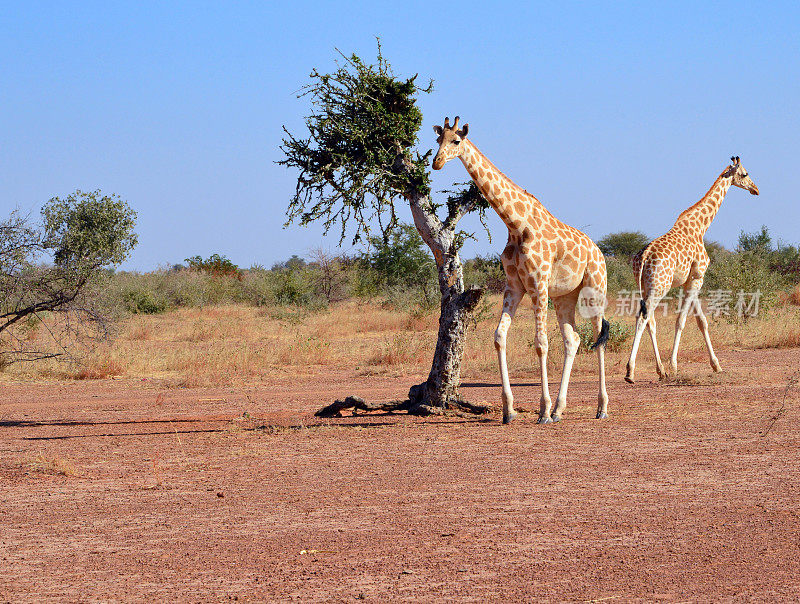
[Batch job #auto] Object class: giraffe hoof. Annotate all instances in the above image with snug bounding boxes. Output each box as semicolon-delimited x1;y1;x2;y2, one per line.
537;416;552;425
624;376;635;384
502;411;518;425
550;414;561;423
596;412;608;420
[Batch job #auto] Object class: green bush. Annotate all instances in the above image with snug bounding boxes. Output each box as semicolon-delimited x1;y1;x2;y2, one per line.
463;254;505;293
703;250;782;315
346;261;382;300
577;319;633;353
122;288;169;314
270;267;317;306
185;253;243;279
364;224;437;303
604;255;637;297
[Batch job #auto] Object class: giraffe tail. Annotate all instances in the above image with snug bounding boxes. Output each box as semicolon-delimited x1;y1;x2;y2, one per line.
590;318;610;350
635;243;654;320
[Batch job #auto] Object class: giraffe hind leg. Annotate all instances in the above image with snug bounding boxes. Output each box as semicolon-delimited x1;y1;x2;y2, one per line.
550;292;581;422
646;315;666;379
626;290;667;383
591;314;610;418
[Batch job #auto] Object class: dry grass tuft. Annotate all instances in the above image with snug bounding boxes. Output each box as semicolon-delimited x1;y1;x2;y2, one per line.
663;372;727;386
758;328;800;349
128;319;152;341
367;333;431;366
27;454;81;477
73;355;124;380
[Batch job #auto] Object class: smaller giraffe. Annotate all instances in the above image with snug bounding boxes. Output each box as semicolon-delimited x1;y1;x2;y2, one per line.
625;156;759;384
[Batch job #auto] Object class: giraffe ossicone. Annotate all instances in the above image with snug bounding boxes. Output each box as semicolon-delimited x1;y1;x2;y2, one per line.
624;156;759;384
433;116;611;424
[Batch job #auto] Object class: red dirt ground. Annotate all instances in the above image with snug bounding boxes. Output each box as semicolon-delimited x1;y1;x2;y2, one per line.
2;348;800;601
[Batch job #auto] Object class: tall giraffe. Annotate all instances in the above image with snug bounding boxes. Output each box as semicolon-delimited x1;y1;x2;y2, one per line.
624;156;759;384
433;117;610;424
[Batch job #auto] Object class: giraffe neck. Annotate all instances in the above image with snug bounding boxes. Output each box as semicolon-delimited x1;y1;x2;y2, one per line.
459;140;542;233
674;172;733;238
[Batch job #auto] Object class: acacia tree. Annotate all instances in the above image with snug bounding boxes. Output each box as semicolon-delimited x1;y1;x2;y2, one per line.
0;190;137;366
280;47;490;413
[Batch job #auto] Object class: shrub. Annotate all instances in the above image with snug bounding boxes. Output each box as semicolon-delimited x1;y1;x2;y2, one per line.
270;268;317;306
577;319;633;353
463;254;505;293
185;253;243;279
703;249;782;315
364;223;437;304
122;288;169;314
605;255;637;297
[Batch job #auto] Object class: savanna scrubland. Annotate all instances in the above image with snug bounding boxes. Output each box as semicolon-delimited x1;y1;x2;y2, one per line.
3;225;800;387
3;226;800;601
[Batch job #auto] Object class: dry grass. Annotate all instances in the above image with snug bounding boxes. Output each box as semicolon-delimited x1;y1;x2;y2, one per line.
780;283;800;306
27;454;81;477
2;296;799;387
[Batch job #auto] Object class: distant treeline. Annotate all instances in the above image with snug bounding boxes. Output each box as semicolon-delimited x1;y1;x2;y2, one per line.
100;225;800;316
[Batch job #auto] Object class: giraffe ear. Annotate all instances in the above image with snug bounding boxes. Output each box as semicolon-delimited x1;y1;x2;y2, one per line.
458;123;469;138
433;125;443;136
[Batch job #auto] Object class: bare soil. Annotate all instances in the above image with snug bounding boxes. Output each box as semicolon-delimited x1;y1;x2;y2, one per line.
2;348;800;601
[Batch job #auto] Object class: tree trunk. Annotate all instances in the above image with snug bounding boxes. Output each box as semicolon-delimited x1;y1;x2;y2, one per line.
415;275;483;408
407;193;484;410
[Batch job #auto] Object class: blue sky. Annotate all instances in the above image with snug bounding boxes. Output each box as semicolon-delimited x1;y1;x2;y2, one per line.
2;1;798;270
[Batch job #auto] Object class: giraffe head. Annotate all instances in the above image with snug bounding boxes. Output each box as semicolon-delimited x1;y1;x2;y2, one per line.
725;156;759;195
432;116;469;170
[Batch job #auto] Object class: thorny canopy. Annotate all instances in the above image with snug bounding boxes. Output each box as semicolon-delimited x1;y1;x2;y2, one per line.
279;47;435;245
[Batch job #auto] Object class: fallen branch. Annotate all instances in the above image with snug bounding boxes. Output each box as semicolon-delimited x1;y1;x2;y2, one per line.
315;392;492;419
315;396;410;418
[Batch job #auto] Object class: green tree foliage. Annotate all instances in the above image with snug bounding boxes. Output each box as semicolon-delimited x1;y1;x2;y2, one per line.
1;190;137;364
280;44;433;244
272;254;307;271
41;190;137;273
463;254;505;294
596;231;650;258
736;225;800;281
737;225;772;255
185;253;243;279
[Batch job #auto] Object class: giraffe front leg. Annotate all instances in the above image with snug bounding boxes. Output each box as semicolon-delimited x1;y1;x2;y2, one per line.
495;287;523;424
